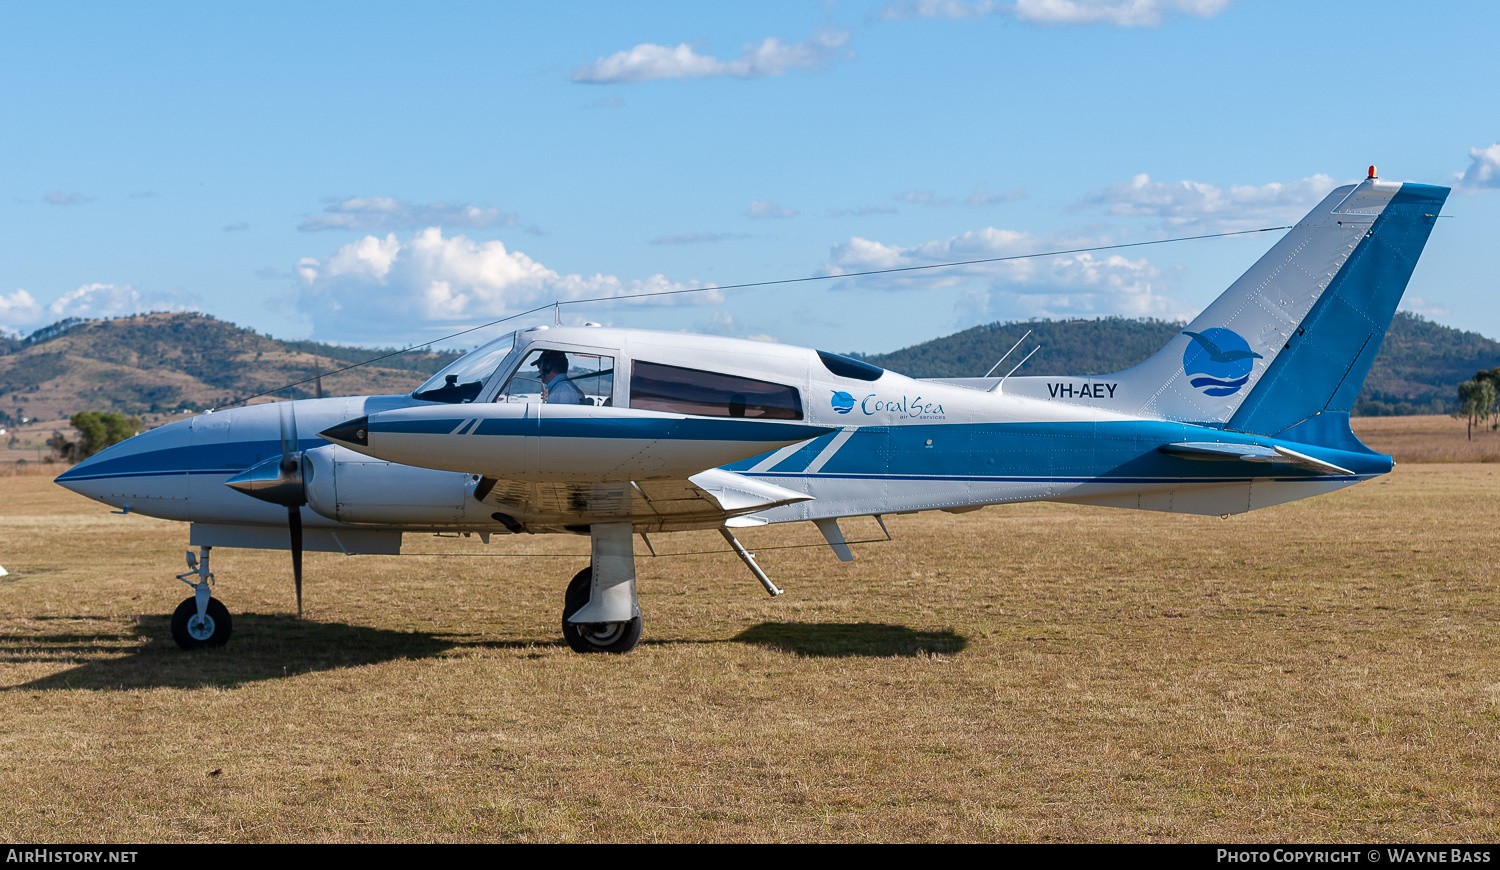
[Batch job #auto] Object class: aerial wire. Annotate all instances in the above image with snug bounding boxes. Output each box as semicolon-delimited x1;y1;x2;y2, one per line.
214;223;1292;410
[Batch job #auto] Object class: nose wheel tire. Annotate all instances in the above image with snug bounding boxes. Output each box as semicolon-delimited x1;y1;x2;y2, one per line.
561;567;642;654
170;596;233;649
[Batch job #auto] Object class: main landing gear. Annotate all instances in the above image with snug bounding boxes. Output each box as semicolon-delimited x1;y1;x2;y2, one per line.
557;523;790;654
562;523;644;654
172;546;233;649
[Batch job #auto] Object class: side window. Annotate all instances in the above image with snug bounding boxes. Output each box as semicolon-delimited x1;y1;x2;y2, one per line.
630;360;802;419
499;350;615;406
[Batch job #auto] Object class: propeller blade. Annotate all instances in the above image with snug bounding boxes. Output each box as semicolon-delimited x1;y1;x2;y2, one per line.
280;401;306;617
279;401;299;473
289;504;303;618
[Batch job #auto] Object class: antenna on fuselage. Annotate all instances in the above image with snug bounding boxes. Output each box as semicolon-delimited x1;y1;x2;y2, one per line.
991;345;1042;394
983;329;1032;377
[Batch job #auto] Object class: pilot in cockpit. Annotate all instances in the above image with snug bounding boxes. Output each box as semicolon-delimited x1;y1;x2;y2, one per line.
535;350;584;404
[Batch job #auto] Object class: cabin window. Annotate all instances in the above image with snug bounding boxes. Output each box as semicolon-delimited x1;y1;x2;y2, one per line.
498;349;615;406
816;350;884;382
630;360;802;419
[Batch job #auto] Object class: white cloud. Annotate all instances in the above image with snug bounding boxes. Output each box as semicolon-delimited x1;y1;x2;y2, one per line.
894;190;953;207
299;196;521;232
825;204;898;217
1014;0;1231;26
1079;172;1337;231
1399;296;1451;319
0;290;43;333
294;228;718;342
222;221;250;232
825;226;1188;322
571;29;852;84
43;191;93;206
967;186;1025;206
651;232;754;245
46;284;148;320
697;310;781;343
1457;144;1500;190
880;1;1002;20
0;284;201;335
747;200;798;219
880;0;1231;25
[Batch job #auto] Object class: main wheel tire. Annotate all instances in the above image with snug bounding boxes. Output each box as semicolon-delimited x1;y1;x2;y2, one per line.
561;567;643;654
170;596;233;650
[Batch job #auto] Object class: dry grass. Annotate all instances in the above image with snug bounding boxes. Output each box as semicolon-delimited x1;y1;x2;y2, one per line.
1;466;1498;842
0;460;67;477
1352;414;1500;463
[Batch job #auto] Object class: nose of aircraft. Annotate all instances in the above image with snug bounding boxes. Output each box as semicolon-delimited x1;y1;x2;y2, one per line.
52;416;196;502
52;449;104;494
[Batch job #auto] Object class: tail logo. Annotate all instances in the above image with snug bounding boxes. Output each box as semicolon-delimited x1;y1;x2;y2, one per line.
830;390;856;414
1181;328;1263;397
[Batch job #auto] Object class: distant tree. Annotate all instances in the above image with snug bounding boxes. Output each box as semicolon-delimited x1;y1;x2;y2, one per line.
1456;377;1497;440
48;410;142;461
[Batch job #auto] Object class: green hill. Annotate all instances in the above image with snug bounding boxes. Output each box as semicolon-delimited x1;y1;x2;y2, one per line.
0;313;460;427
859;312;1500;416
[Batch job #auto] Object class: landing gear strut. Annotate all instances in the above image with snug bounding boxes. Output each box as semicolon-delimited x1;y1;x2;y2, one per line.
172;546;233;649
561;523;642;654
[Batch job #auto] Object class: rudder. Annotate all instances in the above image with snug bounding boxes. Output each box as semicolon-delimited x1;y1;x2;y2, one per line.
1227;182;1448;437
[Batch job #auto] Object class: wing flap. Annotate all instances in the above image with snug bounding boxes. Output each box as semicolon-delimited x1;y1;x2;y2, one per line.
476;467;811;531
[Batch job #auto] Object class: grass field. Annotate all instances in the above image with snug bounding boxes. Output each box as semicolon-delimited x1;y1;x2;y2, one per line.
1;459;1498;842
1352;415;1500;464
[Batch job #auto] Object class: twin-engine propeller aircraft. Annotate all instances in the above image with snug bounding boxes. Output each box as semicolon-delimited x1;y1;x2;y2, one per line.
56;171;1448;654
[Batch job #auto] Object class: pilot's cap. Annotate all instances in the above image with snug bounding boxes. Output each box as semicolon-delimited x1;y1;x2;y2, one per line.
534;349;568;372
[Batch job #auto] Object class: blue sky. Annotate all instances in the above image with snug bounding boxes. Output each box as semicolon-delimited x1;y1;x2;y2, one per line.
3;0;1497;356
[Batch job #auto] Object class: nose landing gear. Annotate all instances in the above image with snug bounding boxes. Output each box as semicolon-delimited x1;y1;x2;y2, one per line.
171;546;233;649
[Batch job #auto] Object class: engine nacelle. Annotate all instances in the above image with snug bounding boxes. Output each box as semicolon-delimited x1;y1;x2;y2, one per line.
304;445;487;526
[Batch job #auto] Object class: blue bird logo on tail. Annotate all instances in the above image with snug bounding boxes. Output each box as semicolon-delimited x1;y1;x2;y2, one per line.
1182;328;1262;397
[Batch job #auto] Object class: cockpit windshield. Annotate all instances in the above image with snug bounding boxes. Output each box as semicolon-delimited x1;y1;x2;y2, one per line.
411;332;517;403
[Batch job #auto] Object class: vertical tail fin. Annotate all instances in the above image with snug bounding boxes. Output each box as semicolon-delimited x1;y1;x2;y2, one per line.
1225;181;1448;436
1090;176;1448;434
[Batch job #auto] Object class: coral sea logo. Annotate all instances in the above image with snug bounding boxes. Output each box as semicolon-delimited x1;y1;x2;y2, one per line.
1181;328;1263;397
830;390;856;414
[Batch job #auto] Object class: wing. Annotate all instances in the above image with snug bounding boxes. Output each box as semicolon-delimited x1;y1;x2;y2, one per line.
476;467;812;533
322;402;829;533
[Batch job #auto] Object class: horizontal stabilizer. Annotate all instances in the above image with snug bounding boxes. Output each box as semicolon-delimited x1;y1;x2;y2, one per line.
1159;442;1354;475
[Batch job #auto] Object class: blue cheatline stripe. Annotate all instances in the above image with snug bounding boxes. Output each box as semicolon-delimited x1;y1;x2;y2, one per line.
1229;183;1449;437
57;419;1390;484
54;438;324;482
377;418;469;435
747;472;1372;484
377;415;832;442
726;419;1390;480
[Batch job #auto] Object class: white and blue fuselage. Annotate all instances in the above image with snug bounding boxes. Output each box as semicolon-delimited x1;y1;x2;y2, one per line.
52;174;1449;653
